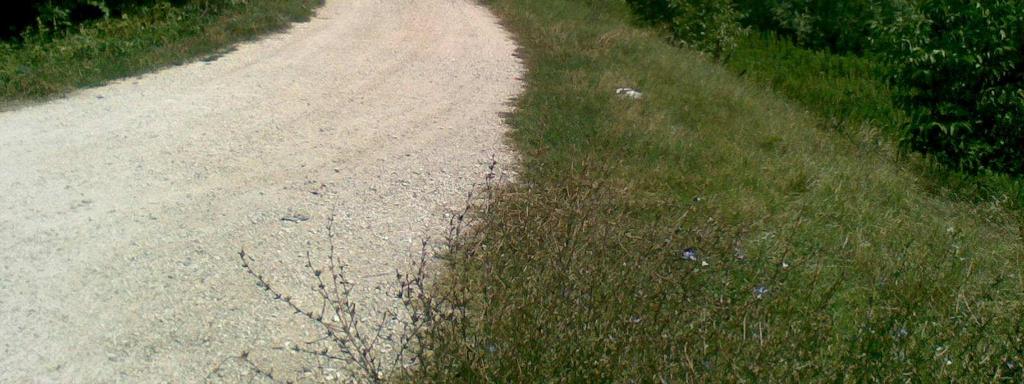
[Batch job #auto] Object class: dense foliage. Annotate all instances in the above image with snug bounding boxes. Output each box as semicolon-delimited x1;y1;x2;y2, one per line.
2;0;236;40
875;0;1024;174
625;0;1024;175
737;0;913;54
624;0;746;57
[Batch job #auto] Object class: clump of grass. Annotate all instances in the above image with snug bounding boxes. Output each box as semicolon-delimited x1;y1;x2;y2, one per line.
399;0;1024;381
0;0;321;107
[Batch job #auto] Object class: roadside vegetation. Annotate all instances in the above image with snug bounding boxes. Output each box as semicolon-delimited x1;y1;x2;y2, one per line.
217;0;1024;381
627;0;1024;199
0;0;321;107
726;33;1024;207
393;0;1024;381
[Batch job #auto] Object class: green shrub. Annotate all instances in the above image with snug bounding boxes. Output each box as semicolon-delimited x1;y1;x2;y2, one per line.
625;0;909;56
3;1;243;41
874;0;1024;174
732;0;903;54
624;0;747;57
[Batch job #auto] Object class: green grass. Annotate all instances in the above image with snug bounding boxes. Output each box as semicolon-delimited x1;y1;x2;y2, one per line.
403;0;1024;381
0;0;321;108
727;32;903;136
725;31;1024;209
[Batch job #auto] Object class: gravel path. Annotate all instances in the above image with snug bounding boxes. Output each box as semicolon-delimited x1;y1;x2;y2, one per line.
0;0;522;381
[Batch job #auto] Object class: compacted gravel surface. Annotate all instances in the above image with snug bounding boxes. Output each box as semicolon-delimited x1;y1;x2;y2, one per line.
0;0;522;381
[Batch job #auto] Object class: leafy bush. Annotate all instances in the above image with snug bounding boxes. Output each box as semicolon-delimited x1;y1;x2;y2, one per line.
629;0;903;55
732;0;903;54
2;0;241;40
874;0;1024;174
624;0;747;57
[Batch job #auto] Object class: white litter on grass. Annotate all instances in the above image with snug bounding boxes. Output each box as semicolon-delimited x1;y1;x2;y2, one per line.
615;87;643;99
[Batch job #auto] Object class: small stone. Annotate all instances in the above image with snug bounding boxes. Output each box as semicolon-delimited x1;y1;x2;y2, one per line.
281;214;311;223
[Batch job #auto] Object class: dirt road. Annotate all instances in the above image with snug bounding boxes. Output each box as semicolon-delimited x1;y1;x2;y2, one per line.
0;0;522;381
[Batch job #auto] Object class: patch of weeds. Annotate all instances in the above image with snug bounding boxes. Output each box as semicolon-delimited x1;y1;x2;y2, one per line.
225;163;506;383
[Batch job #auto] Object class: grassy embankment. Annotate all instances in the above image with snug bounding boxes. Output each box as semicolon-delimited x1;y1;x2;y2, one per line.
406;0;1024;381
726;32;1024;208
0;0;321;108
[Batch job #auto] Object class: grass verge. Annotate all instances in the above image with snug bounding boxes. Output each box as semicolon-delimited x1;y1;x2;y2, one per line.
725;32;1024;208
0;0;321;108
405;0;1024;381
